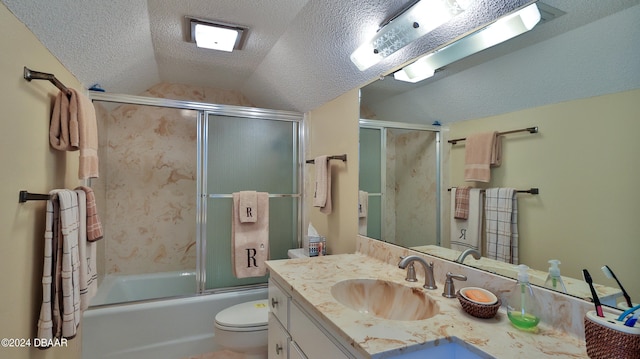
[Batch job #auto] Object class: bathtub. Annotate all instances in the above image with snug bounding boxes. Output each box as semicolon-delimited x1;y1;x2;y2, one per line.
89;271;197;306
82;273;268;359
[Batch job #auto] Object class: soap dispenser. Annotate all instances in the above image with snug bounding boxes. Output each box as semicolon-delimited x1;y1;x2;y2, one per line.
507;264;540;331
544;259;567;293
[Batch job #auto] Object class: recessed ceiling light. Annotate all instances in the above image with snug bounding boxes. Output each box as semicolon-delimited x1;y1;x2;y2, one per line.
187;17;247;52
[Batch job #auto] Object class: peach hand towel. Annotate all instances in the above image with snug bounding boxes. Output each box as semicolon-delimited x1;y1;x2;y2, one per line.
454;186;470;219
69;89;99;179
49;89;100;179
238;190;258;223
464;132;501;182
77;186;103;242
232;192;269;278
49;91;75;151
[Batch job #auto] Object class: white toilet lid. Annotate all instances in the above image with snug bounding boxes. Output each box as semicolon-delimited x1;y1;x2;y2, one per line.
215;299;269;329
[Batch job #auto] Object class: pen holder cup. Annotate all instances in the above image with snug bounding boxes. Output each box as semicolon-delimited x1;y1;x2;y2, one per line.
583;311;640;359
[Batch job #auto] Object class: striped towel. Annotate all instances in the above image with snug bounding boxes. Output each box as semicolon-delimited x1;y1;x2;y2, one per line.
57;190;81;338
454;186;470;219
485;188;518;264
74;189;98;310
77;186;103;241
37;194;57;342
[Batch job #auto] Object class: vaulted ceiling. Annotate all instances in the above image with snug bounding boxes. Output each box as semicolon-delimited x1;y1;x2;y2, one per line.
2;0;637;113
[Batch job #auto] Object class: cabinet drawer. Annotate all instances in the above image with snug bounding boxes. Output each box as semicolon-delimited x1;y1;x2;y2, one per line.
268;313;290;359
269;278;290;328
290;301;350;359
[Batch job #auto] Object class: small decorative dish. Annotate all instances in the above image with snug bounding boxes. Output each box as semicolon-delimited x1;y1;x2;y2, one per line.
457;287;501;319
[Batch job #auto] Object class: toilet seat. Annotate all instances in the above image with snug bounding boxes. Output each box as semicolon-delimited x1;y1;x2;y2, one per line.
214;299;268;332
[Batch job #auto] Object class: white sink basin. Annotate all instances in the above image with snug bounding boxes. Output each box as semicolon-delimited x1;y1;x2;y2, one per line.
330;279;439;321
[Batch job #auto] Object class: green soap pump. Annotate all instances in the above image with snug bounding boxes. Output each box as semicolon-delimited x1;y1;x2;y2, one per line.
544;259;567;293
507;264;540;331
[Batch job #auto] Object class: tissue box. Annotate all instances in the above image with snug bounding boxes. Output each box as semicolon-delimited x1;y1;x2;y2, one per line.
304;236;326;257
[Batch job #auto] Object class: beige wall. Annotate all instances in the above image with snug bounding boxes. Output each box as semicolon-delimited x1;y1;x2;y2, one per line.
305;89;360;254
449;89;640;303
1;3;82;359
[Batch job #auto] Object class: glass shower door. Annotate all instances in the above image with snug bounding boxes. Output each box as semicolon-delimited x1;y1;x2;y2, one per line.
202;114;299;290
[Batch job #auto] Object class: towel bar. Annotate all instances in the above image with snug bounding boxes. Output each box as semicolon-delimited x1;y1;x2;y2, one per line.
447;187;539;195
24;66;72;97
19;190;51;203
305;154;347;164
448;127;538;144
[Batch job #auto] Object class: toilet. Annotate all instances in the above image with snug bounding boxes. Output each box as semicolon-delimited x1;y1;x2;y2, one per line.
214;299;269;359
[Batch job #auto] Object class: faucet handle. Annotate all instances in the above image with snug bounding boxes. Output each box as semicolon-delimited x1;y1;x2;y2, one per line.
405;263;418;282
399;256;418;282
442;272;467;298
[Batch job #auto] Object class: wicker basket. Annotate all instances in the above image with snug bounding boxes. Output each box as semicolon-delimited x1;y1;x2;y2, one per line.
584;313;640;359
456;290;501;319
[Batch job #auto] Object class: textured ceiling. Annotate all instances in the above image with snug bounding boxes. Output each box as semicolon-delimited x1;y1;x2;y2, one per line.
2;0;541;112
361;0;640;108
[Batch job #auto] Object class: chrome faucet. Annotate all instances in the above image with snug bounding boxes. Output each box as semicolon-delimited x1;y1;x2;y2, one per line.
455;248;481;264
398;255;437;290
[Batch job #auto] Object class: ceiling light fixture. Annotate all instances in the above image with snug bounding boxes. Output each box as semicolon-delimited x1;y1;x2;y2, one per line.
393;3;542;83
350;0;470;71
188;17;247;52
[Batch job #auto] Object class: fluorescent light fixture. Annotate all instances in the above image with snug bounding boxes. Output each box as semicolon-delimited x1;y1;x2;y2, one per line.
188;17;246;52
351;0;469;71
394;3;541;83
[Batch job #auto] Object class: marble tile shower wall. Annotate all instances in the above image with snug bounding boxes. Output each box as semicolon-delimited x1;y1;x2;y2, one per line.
384;130;438;247
93;83;253;275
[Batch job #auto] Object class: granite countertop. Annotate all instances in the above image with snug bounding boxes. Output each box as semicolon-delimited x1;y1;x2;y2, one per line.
266;253;588;359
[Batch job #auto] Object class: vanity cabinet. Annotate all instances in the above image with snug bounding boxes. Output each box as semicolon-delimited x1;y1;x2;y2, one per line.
268;277;354;359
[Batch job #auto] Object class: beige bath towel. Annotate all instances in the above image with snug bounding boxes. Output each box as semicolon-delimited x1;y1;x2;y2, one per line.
358;191;368;235
464;132;502;182
232;192;269;278
50;89;100;179
450;188;483;252
313;156;332;214
69;89;99;179
238;190;258;223
358;190;368;218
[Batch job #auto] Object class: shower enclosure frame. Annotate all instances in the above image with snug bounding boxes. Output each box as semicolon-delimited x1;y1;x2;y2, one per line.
89;91;304;295
359;118;443;246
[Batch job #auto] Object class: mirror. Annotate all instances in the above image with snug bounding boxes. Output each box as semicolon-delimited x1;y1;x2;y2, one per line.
358;1;640;307
358;120;441;247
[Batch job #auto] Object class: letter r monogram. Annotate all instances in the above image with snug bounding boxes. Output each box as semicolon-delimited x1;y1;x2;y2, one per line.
246;248;257;268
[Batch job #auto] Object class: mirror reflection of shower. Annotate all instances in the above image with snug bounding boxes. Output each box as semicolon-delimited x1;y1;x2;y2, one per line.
359;119;442;248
